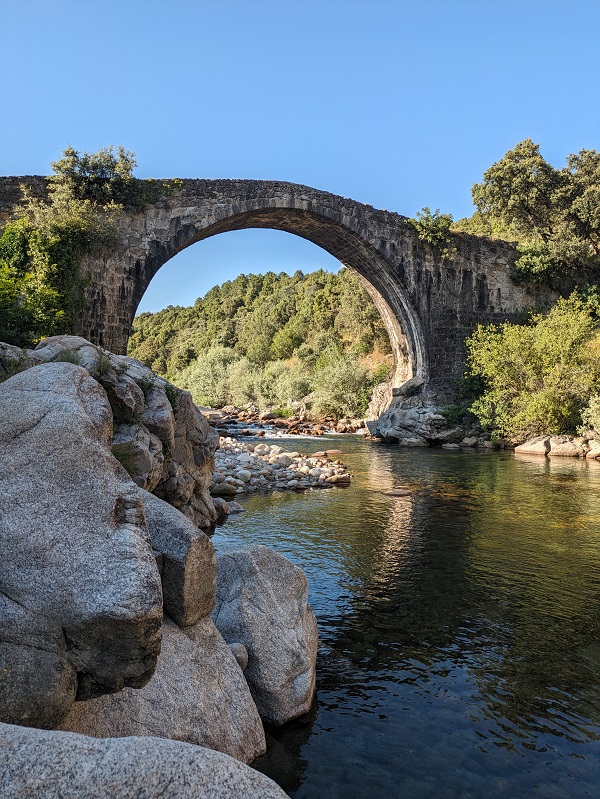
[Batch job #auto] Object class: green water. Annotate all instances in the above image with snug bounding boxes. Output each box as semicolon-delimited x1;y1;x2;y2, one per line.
211;438;600;798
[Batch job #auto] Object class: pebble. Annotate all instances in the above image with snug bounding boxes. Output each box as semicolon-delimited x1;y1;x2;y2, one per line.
210;436;352;498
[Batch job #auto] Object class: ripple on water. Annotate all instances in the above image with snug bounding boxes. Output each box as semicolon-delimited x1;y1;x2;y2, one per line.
211;438;600;798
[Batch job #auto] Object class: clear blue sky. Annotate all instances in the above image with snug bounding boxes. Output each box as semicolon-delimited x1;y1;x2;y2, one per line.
3;0;599;312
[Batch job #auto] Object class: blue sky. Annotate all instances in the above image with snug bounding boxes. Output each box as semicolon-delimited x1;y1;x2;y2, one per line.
3;0;599;312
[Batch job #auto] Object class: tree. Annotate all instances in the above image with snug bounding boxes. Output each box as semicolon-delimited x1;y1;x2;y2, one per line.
466;295;600;440
0;145;142;347
457;140;600;282
50;145;139;207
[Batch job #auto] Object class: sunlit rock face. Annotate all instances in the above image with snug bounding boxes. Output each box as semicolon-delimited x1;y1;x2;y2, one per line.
32;335;219;529
0;363;163;727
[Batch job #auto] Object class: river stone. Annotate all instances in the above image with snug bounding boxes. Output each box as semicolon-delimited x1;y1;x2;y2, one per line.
514;436;551;455
211;482;238;498
547;436;587;457
140;490;217;626
59;616;266;764
0;722;286;799
0;363;163;725
212;545;318;726
228;642;249;672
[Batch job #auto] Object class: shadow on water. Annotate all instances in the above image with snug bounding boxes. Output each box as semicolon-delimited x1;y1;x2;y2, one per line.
211;439;600;798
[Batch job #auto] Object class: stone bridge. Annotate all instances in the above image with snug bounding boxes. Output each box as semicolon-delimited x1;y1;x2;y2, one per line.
0;177;557;402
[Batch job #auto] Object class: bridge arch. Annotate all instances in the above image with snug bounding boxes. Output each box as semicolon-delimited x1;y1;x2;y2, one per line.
128;203;427;392
26;176;550;405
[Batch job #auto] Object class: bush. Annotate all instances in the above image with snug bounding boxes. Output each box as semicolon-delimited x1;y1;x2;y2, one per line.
311;346;372;418
466;295;600;439
579;395;600;434
176;346;239;407
410;207;456;260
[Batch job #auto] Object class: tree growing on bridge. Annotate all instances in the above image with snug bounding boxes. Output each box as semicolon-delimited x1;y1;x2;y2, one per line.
0;145;140;347
455;139;600;284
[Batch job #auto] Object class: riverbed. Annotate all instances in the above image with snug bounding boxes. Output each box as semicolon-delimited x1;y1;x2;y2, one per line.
211;437;600;798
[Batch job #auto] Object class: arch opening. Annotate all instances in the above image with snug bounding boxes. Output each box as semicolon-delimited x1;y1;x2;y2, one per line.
130;206;427;398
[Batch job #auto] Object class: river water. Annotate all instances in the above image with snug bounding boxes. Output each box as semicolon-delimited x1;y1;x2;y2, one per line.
211;437;600;798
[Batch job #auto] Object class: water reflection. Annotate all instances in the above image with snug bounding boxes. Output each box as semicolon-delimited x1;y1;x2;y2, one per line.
211;440;600;798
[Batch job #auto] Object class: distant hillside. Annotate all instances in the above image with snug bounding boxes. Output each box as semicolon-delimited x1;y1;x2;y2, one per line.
128;268;392;417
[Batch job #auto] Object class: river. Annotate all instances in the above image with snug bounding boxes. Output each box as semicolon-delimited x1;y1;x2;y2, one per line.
211;437;600;798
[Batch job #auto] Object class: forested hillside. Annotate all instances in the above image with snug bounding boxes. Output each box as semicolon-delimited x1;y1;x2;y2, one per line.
128;268;392;416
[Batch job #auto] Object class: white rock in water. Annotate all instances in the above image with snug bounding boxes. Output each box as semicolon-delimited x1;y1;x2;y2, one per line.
212;545;317;726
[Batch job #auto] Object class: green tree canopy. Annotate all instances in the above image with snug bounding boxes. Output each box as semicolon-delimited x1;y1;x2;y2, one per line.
455;140;600;283
466;294;600;440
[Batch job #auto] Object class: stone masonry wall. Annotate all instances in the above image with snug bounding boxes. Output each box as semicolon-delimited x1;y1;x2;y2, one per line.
0;177;559;402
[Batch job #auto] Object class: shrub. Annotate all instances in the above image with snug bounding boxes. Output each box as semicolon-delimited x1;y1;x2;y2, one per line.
579;395;600;434
466;295;600;439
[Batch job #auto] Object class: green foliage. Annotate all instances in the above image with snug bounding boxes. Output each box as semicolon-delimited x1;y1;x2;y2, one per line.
0;144;145;347
578;395;600;434
54;348;81;365
50;145;147;209
311;345;373;418
466;295;600;440
132;269;393;418
95;350;112;376
455;139;600;283
129;268;391;377
410;207;456;260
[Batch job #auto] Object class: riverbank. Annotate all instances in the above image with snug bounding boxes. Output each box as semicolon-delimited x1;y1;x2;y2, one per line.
201;405;368;438
210;436;352;518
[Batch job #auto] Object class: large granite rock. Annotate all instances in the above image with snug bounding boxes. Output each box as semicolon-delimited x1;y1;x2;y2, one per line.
212;546;318;726
547;435;589;458
373;395;466;446
0;363;163;727
140;491;217;627
514;436;551;456
59;616;266;764
0;722;286;799
33;336;219;529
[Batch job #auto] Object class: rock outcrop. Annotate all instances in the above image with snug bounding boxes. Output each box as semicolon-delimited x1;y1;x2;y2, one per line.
59;617;266;764
373;395;467;446
1;338;321;774
213;546;318;726
32;336;219;529
515;435;599;459
0;363;163;726
140;491;216;627
0;722;286;799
